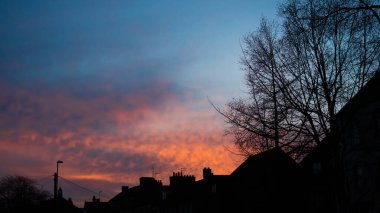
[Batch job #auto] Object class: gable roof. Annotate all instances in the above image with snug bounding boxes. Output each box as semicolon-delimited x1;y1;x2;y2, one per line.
108;190;128;204
230;147;301;178
334;71;380;121
302;71;380;167
300;134;338;168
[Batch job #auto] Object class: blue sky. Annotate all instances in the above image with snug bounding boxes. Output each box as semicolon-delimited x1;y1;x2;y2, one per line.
1;0;279;98
0;0;281;207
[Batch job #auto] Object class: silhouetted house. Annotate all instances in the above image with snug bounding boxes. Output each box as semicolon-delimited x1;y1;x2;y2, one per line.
33;187;80;213
83;196;110;213
39;196;80;213
302;72;380;213
108;186;129;212
169;172;196;191
108;177;163;213
228;148;307;213
160;172;196;213
301;133;344;213
192;168;230;213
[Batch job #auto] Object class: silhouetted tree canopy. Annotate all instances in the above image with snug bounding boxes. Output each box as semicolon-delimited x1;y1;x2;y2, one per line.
215;0;380;159
0;175;51;212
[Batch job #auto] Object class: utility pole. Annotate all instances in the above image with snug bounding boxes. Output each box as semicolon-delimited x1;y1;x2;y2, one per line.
54;160;63;199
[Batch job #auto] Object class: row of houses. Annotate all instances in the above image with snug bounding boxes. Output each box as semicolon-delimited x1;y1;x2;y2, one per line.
82;72;380;213
84;149;305;213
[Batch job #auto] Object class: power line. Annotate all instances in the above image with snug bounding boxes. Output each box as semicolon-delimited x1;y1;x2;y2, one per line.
26;174;112;200
59;176;110;200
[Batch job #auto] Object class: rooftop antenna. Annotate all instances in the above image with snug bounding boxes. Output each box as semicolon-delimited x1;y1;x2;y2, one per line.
180;167;186;175
152;166;160;179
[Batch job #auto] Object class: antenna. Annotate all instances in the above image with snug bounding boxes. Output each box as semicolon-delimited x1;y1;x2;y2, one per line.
152;166;160;179
180;167;186;175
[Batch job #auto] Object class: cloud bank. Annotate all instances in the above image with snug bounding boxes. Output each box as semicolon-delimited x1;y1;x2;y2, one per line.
0;75;240;206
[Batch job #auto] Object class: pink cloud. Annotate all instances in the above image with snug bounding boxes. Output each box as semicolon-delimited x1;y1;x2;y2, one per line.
0;80;242;207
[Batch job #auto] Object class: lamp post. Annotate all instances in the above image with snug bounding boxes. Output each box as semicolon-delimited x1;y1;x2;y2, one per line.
54;160;63;199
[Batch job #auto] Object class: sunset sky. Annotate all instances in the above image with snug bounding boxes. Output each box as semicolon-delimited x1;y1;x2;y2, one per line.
0;0;280;207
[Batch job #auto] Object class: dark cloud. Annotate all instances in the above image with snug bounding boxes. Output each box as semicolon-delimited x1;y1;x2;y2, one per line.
0;75;188;137
74;147;172;175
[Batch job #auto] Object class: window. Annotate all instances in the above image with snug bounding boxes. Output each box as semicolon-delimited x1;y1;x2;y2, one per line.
211;184;217;193
313;162;322;174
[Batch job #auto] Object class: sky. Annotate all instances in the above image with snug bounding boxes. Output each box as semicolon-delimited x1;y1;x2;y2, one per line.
0;0;280;207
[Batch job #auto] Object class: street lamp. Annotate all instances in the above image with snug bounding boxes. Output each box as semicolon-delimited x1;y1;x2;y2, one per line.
57;160;63;176
54;160;63;199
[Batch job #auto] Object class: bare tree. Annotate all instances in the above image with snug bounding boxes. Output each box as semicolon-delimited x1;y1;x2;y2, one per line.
216;0;380;159
280;0;380;143
321;0;380;23
214;19;310;158
0;175;51;212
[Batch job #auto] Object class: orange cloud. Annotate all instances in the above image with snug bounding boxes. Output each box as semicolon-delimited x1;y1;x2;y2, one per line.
0;81;243;207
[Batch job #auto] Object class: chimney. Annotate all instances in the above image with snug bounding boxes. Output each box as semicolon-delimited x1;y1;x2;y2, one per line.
203;167;213;179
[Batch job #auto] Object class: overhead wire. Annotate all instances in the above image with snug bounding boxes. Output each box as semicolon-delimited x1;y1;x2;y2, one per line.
59;176;111;200
24;173;112;200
